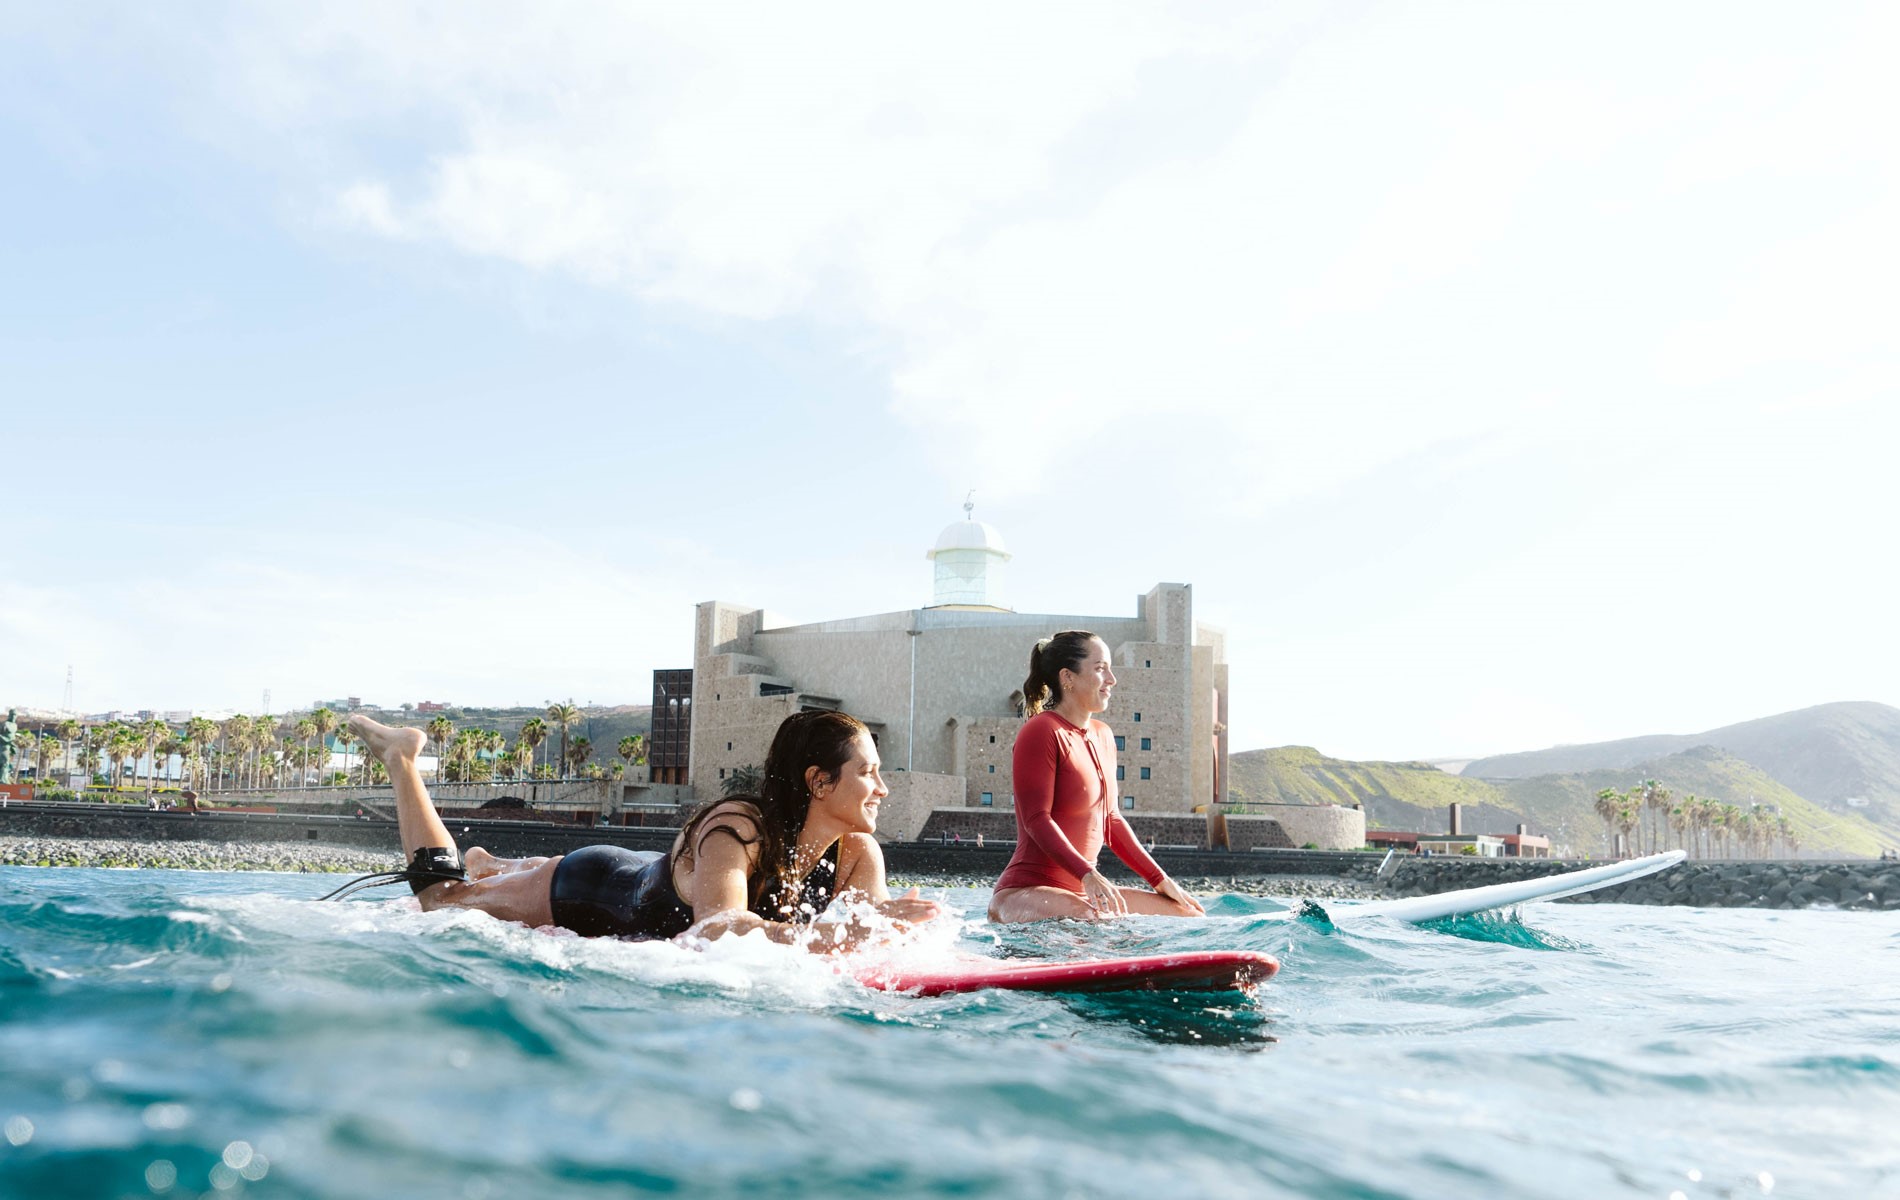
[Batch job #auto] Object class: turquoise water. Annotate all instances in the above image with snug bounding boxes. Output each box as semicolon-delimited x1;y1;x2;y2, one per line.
2;867;1896;1200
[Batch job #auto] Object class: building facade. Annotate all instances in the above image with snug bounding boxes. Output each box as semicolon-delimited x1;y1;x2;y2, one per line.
679;515;1231;841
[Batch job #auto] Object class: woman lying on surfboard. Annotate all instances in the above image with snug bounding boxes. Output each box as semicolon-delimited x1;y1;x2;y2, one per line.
344;708;945;949
989;631;1206;923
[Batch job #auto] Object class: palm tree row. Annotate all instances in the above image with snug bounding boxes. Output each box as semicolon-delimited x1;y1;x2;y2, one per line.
1595;781;1801;859
13;705;649;794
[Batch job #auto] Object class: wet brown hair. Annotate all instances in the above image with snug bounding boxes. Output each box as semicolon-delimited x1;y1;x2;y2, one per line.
678;708;871;918
1020;630;1101;717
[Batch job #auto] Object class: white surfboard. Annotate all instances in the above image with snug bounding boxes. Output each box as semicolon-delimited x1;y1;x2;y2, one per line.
1268;850;1687;924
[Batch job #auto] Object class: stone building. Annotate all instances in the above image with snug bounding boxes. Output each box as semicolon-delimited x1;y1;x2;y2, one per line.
683;510;1233;843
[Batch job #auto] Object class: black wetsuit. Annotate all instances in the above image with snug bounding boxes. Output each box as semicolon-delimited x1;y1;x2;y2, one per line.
547;843;840;940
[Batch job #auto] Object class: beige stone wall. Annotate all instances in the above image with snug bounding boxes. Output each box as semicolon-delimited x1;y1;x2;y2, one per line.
1226;805;1365;850
685;586;1230;838
876;771;964;843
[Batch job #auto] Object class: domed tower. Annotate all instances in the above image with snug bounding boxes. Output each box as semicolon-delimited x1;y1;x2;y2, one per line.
926;496;1012;609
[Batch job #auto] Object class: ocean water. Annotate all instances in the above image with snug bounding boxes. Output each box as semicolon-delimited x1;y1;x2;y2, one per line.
1;867;1895;1200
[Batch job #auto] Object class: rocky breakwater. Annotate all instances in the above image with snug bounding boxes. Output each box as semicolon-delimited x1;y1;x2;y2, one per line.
1384;856;1900;911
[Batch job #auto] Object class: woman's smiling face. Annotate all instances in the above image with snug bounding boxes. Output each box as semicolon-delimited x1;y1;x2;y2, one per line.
1060;637;1116;715
812;732;888;834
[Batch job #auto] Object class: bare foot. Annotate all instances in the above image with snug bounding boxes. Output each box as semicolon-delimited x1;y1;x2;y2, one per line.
462;847;551;880
348;714;426;765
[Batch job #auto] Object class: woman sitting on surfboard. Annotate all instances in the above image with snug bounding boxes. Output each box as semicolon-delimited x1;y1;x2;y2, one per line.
345;708;945;948
989;631;1206;923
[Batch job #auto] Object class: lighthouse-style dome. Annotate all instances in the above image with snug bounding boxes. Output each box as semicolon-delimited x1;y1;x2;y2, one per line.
926;498;1011;608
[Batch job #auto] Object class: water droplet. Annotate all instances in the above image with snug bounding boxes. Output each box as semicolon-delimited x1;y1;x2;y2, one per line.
1758;1172;1775;1194
222;1140;254;1169
448;1048;473;1070
61;1078;90;1102
209;974;234;993
1669;1192;1687;1200
145;1159;179;1193
1687;1169;1703;1182
240;1153;270;1182
3;1116;33;1146
142;1103;190;1131
209;1161;240;1190
94;1058;126;1083
729;1088;763;1112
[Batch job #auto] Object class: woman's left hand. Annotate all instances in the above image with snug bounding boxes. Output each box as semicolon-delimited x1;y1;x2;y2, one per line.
1156;876;1206;916
875;887;947;927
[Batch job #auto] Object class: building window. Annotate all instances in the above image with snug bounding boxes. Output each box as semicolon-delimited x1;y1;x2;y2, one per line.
988;735;996;743
1140;767;1151;780
1133;712;1141;722
1121;796;1135;810
1116;766;1125;781
1144;659;1151;668
987;764;995;773
980;792;993;806
718;768;726;779
1115;735;1126;751
1140;737;1152;751
726;742;732;751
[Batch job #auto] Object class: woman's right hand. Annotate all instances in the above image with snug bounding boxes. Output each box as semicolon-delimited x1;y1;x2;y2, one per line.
1081;869;1127;918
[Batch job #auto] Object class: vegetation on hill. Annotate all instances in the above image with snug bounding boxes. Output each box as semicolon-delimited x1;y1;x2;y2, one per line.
1227;743;1893;859
1462;701;1900;828
1496;746;1889;859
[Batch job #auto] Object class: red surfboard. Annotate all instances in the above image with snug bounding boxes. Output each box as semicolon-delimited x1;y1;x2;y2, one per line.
853;950;1279;997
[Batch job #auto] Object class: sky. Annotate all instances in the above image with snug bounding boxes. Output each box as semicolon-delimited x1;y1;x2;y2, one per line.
3;2;1897;761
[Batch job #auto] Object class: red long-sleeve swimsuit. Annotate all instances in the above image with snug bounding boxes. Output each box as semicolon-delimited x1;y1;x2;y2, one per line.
993;710;1166;894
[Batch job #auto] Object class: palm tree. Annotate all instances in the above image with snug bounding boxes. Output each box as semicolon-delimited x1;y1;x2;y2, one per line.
57;718;80;779
1668;801;1691;855
618;734;647;774
222;716;252;790
293;718;317;787
309;708;338;783
107;724;140;793
1614;796;1640;859
566;736;593;776
86;725;111;786
1594;788;1623;854
252;716;279;788
138;718;171;799
185;718;219;792
36;733;62;782
721;764;762;797
482;730;507;779
426;716;454;778
1633;780;1671;854
519;718;549;776
333;724;360;786
546;703;581;780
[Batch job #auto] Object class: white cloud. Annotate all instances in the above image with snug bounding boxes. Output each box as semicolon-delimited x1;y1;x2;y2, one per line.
16;2;1898;749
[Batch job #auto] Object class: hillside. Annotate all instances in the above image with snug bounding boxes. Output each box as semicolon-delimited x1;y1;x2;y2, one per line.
1227;746;1521;837
1228;743;1892;858
1492;745;1890;859
1463;701;1900;827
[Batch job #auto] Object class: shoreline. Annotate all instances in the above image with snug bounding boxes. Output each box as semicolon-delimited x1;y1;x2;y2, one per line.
0;835;1373;899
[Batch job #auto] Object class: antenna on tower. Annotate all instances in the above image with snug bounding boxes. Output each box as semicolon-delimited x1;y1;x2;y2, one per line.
262;689;271;715
963;489;976;520
64;665;74;713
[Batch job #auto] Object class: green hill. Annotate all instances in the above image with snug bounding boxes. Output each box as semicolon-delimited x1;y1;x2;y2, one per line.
1227;743;1892;858
1227;746;1519;835
1492;745;1890;859
1463;701;1900;830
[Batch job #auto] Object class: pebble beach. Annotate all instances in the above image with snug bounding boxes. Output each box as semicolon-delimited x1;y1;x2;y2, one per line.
0;835;1375;900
